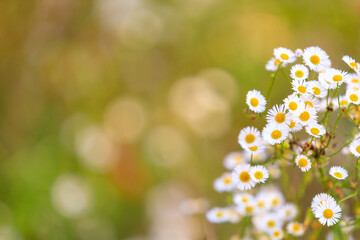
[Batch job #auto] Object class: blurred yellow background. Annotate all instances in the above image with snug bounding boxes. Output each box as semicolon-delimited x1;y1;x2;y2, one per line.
0;0;359;239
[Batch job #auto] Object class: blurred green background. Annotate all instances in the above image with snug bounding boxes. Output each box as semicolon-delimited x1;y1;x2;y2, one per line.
0;0;359;239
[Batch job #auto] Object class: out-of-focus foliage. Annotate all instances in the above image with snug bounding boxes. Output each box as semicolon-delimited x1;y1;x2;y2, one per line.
0;0;359;239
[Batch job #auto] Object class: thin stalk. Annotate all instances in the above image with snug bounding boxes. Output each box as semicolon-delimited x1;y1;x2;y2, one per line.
338;192;357;204
280;67;292;84
326;112;342;148
326;141;350;157
266;64;282;99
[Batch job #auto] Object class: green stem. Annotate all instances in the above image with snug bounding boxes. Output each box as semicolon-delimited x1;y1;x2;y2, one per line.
326;112;342;148
336;84;341;113
356;157;360;198
326;141;350;157
338;192;357;204
266;64;282;99
304;137;314;154
280;67;292;84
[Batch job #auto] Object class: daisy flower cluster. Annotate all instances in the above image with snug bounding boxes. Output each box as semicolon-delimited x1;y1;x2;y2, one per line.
205;46;360;239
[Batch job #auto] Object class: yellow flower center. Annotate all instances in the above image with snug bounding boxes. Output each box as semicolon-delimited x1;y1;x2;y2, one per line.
289;120;296;128
310;128;320;135
272;199;279;206
350;94;359;102
250;98;259;107
310;55;320;65
323;209;334;219
254;171;263;180
216;211;223;218
289;102;298;111
274;59;281;66
258;201;265;208
293;223;301;232
312;87;321;95
245;206;253;213
352;78;359;83
271;130;282;139
224;177;232;184
267;220;276;228
245;133;255;144
295;70;304;78
299;111;310;121
334;172;342;178
340;100;348;106
239;172;250;182
298;158;308;167
333;74;343;82
273;231;281;237
275;113;286;123
298;86;307;93
280;53;289;60
350;62;358;69
234;154;243;164
248;146;258;151
242;198;248;203
356;145;360;154
305;101;314;108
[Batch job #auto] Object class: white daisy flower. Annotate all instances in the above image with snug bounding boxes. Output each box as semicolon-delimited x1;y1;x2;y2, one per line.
223;151;248;170
296;106;318;126
279;203;298;221
233;192;254;206
348;85;360;92
305;122;326;138
268;191;285;210
244;143;266;155
238;126;261;149
345;73;360;85
250;165;269;183
226;207;241;223
283;94;305;114
213;172;234;192
311;193;336;212
329;166;348;180
266;104;290;126
349;138;360;157
270;228;284;240
346;88;360;104
266;57;283;71
295;155;311;172
308;80;327;98
267;164;281;179
253;213;284;233
246;89;267;113
254;195;270;214
262;124;290;145
303;46;331;72
244;150;268;163
314;200;342;226
237;201;257;216
319;68;348;89
295;48;303;57
287;222;305;236
232;164;256;191
288;118;303;132
336;95;350;111
274;47;296;64
290;64;309;80
342;55;360;73
292;79;309;95
206;207;229;223
301;94;321;110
